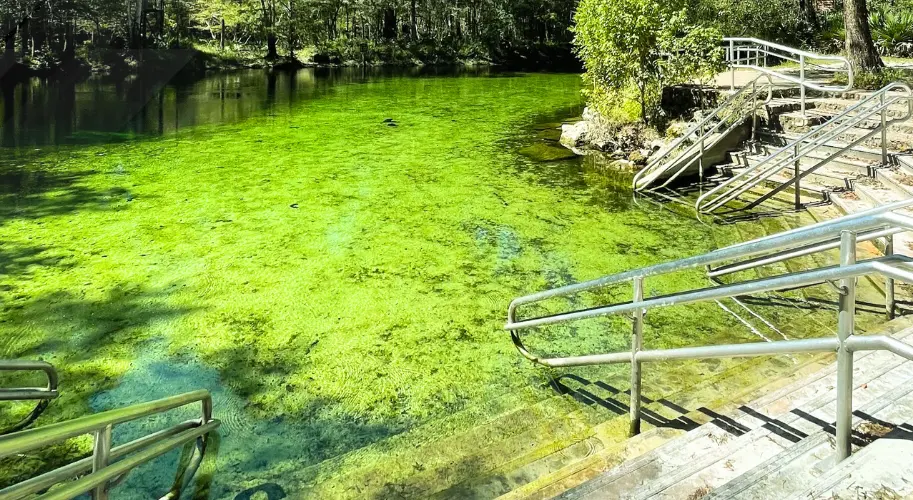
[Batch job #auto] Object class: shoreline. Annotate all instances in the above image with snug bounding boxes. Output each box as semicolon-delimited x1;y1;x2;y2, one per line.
1;44;582;88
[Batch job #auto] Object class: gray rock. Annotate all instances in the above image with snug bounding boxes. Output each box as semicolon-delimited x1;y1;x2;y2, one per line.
628;150;647;165
560;121;589;148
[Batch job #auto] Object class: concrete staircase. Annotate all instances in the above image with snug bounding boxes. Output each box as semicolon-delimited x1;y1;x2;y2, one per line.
551;318;913;500
707;91;913;257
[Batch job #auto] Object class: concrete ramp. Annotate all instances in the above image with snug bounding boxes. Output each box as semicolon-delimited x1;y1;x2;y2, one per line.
636;121;750;190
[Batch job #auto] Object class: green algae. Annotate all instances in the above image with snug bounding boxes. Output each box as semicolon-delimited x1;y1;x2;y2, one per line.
0;70;893;497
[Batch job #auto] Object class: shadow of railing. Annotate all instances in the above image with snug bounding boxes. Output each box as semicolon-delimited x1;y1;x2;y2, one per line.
547;373;913;446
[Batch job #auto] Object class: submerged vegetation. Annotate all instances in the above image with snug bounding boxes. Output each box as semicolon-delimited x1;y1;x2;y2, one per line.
0;70;769;495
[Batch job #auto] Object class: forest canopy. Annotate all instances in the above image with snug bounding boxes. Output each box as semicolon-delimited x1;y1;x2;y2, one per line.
1;0;579;72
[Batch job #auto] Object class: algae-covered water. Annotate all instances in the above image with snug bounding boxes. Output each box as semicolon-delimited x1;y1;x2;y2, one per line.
0;68;877;498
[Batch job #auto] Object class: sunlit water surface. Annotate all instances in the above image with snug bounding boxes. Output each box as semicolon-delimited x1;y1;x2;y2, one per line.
0;67;859;498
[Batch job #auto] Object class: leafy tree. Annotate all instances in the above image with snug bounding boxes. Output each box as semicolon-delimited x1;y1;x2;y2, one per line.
573;0;724;125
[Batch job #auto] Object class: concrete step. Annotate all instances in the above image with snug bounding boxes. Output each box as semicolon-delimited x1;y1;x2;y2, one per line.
499;353;843;500
828;126;913;153
703;431;834;499
645;357;913;499
895;154;913;175
441;353;812;499
308;393;613;498
874;165;913;199
792;417;913;499
759;130;890;164
554;321;913;499
852;177;906;208
747;146;877;176
813;97;913;121
705;357;913;500
314;330;798;497
794;438;913;499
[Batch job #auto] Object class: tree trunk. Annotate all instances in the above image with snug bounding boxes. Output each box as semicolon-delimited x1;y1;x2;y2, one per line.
799;0;818;28
4;19;16;62
287;0;295;57
383;8;397;39
220;18;225;50
158;0;165;39
267;32;277;59
844;0;883;71
63;19;75;61
19;17;28;58
411;0;418;40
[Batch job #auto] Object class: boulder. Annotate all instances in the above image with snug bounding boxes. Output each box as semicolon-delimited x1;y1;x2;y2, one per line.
666;120;690;138
627;150;647;165
660;85;720;120
560;121;589;148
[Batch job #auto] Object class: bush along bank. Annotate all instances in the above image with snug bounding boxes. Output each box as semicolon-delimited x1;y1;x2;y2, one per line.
559;85;723;172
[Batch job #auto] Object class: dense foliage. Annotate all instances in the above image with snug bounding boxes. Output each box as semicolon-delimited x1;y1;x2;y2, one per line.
0;0;578;72
573;0;913;126
573;0;724;125
869;6;913;57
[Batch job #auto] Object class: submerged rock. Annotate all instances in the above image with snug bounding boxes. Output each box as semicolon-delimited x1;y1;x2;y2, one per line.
519;142;579;162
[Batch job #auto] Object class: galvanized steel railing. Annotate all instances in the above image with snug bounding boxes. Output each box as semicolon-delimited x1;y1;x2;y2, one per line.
634;38;852;192
0;360;59;435
0;390;220;500
724;37;854;115
506;200;913;462
632;73;775;191
696;82;913;214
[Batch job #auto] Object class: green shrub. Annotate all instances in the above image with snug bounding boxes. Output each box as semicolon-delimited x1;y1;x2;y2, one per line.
834;67;913;89
573;0;724;126
870;8;913;57
814;11;846;54
690;0;817;48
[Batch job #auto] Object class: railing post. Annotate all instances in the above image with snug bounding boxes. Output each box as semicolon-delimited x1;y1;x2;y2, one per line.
885;233;895;319
800;54;806;116
730;39;736;92
881;92;888;166
92;424;113;500
630;277;644;437
699;122;705;183
794;144;801;210
751;79;758;143
836;230;857;463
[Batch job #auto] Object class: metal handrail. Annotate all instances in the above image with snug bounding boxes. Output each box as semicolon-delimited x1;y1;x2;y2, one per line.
0;390;220;500
0;360;59;435
696;82;913;214
633;37;852;192
506;201;913;460
632;73;775;191
724;37;853;114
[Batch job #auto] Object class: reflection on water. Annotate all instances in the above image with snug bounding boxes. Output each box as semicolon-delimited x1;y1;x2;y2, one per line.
0;66;505;148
